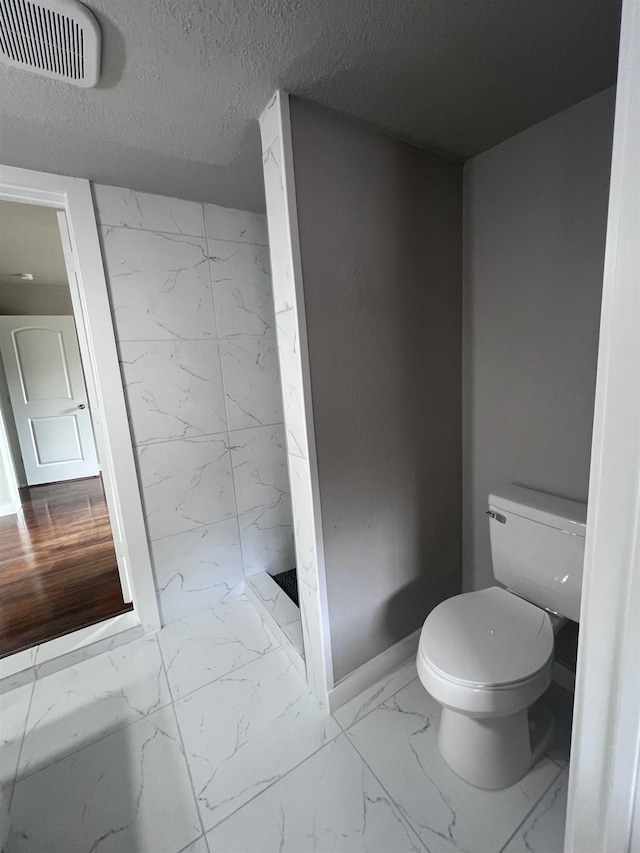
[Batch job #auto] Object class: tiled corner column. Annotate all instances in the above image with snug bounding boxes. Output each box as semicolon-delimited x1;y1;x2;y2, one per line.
259;91;334;706
94;185;294;626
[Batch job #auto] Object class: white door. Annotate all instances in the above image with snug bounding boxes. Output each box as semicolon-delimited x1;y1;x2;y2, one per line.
0;315;100;485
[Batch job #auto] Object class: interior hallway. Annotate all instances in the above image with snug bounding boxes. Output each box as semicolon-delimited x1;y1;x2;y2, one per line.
0;476;131;658
2;596;571;853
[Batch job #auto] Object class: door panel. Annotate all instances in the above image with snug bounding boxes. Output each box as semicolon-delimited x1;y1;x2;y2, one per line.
0;316;100;485
31;415;83;464
15;327;73;401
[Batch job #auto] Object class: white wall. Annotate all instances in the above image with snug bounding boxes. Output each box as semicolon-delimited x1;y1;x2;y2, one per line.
93;185;294;624
462;88;615;591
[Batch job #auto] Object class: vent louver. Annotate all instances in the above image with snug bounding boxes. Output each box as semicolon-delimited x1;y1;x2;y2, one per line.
0;0;100;87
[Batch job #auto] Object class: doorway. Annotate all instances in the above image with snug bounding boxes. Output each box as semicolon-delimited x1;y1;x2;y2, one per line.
0;166;159;673
0;200;132;657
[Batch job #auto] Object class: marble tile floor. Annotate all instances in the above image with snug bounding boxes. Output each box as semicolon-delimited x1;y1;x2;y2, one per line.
1;596;571;853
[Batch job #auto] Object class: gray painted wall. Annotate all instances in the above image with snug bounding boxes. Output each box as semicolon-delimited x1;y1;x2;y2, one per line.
0;285;73;316
290;99;463;682
462;88;615;592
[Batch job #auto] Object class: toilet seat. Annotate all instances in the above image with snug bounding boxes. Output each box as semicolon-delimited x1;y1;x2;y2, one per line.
417;643;553;717
420;586;554;688
417;587;555;717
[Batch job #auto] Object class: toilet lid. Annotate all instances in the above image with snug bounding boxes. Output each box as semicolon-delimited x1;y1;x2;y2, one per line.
420;587;554;687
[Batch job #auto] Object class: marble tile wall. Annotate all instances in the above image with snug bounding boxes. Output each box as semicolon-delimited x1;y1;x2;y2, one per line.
94;185;295;625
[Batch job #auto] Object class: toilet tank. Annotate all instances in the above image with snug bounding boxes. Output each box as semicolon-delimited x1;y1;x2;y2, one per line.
488;485;587;623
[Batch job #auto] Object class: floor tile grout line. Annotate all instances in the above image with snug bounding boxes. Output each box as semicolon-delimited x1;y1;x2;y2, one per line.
162;638;283;707
176;837;208;853
162;619;417;841
497;763;566;853
11;623;296;792
10;635;175;788
159;611;343;839
343;733;434;853
7;604;567;852
156;637;208;848
168;641;282;706
335;672;420;733
6;678;36;812
7;587;571;853
10;619;281;801
32;625;144;684
332;660;571;753
339;672;566;853
198;722;344;840
10;694;174;787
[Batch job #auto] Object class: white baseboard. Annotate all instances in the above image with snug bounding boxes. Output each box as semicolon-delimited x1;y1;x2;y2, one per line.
552;660;576;693
329;628;421;713
325;629;574;714
0;498;21;516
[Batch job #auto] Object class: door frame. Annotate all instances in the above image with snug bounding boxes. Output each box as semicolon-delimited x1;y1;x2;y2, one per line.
0;400;20;516
564;1;640;850
0;165;160;635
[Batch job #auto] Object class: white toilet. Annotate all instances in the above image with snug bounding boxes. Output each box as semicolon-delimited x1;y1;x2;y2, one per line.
417;484;585;790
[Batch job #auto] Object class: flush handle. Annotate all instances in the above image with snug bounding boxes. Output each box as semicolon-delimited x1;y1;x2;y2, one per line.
486;511;506;524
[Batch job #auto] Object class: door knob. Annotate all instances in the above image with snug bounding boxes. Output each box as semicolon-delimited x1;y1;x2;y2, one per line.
78;403;86;410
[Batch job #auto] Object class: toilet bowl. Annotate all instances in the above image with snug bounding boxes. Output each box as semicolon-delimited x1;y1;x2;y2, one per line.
417;485;586;790
417;586;555;789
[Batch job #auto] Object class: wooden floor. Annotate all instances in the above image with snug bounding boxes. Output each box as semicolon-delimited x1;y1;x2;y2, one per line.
0;476;132;659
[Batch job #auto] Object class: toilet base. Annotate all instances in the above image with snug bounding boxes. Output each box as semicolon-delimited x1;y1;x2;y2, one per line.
437;699;554;790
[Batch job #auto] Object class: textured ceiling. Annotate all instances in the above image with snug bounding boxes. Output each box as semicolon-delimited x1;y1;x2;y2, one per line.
0;201;68;287
0;0;621;212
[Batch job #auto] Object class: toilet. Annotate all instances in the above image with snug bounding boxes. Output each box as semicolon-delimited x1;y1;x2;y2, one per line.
417;484;586;790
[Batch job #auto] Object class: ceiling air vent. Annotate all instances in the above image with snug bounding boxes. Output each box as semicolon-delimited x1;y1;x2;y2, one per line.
0;0;100;87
